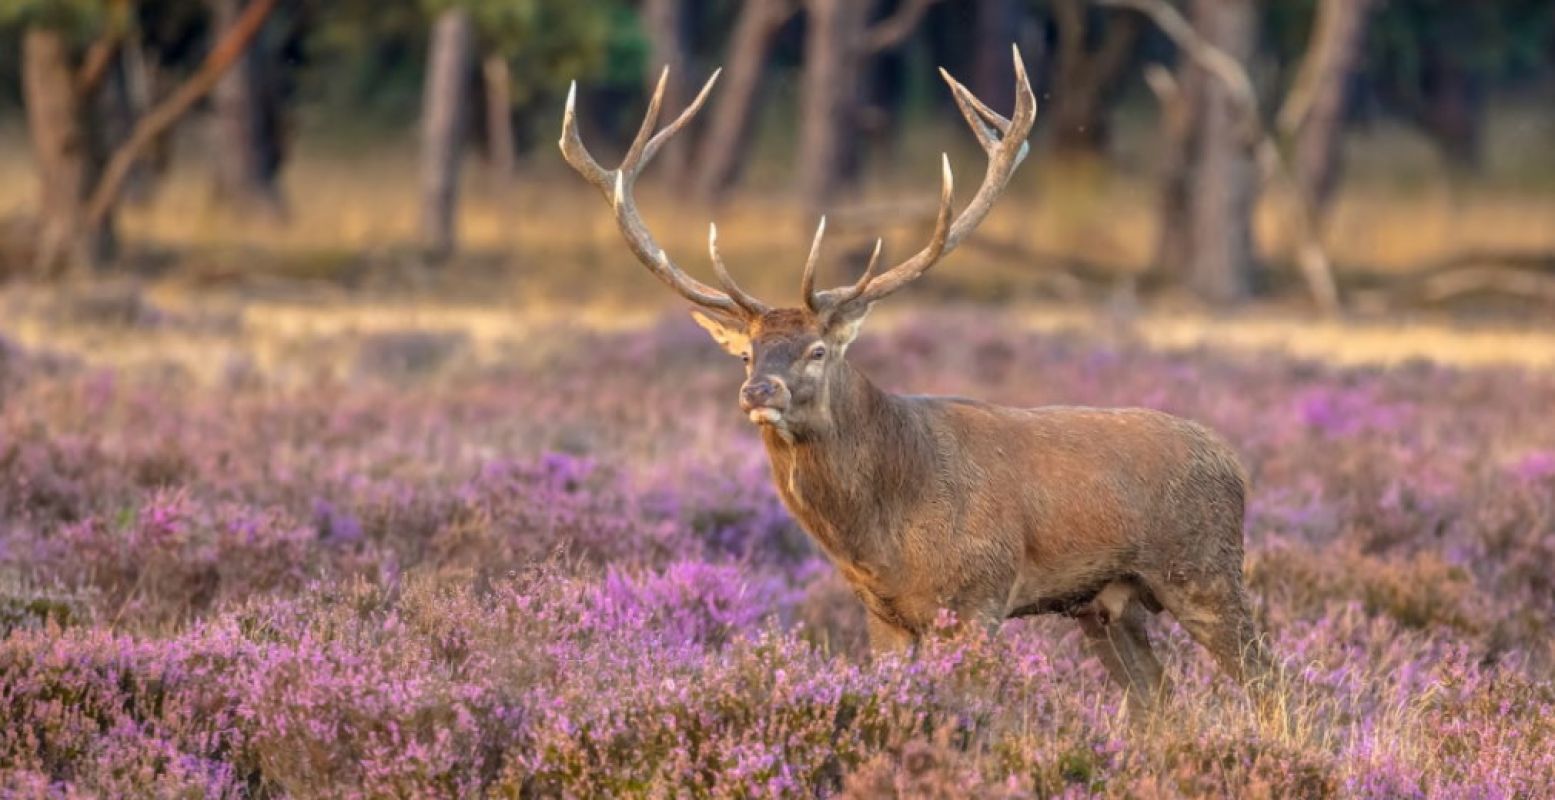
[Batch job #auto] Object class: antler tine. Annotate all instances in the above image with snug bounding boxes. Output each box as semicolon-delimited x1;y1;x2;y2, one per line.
939;68;1000;151
844;154;955;306
817;46;1035;313
813;237;884;310
800;216;827;313
942;44;1035;250
618;67;670;182
558;82;611;195
643;67;722;168
560;68;749;315
709;223;771;316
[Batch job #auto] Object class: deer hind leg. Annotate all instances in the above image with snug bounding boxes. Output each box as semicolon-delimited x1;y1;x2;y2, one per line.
1077;588;1169;714
1152;577;1274;692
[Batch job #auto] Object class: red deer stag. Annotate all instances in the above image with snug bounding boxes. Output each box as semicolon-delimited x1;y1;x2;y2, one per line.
560;47;1272;711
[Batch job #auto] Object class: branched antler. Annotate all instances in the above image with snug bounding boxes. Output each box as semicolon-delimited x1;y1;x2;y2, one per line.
563;47;1035;321
807;45;1036;315
560;67;769;317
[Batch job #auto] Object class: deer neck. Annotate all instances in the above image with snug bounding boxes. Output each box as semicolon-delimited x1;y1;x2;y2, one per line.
759;362;925;569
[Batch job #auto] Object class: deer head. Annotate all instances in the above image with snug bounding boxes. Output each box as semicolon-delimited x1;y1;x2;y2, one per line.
560;48;1035;440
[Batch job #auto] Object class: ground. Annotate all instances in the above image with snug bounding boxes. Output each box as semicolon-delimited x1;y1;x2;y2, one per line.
2;277;1554;795
1;107;1553;796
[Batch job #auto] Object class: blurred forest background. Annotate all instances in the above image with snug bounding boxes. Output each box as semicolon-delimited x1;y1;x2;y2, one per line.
0;0;1553;321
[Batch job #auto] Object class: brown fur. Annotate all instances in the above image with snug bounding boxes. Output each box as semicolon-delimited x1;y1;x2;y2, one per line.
694;308;1273;711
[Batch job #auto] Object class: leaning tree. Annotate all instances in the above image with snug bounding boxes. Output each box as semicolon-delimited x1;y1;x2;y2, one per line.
8;0;280;276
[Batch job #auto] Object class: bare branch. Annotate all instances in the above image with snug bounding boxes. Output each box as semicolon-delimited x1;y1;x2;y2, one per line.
1277;0;1374;138
75;1;134;98
863;0;941;53
1142;63;1190;143
1098;0;1257;138
1101;0;1342;315
1418;267;1555;304
84;0;279;229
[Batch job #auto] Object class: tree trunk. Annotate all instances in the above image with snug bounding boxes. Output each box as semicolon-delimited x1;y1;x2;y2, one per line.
24;27;114;275
208;0;287;221
481;53;516;177
419;8;474;259
1416;44;1485;169
1183;0;1257;304
971;0;1020;116
798;0;870;212
118;36;165;205
1279;0;1373;219
797;0;938;211
689;0;795;204
641;0;692;185
1150;62;1201;287
1049;0;1141;153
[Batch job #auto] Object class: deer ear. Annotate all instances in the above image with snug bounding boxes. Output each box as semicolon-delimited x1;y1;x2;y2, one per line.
823;303;871;349
690;310;751;357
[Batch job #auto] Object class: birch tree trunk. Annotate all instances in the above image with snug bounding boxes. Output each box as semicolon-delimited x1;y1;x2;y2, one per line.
1183;0;1257;304
419;7;474;259
1150;63;1201;287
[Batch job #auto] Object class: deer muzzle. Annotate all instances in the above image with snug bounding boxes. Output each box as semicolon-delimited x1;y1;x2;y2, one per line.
739;377;790;424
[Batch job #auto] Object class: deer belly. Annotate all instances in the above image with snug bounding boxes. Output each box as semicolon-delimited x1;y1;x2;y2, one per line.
1004;553;1132;619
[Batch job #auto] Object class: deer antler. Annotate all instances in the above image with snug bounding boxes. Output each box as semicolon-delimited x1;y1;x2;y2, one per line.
807;45;1036;314
564;49;1033;321
561;67;769;317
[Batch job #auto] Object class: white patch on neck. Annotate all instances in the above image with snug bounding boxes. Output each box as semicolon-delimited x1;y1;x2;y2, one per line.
751;409;795;444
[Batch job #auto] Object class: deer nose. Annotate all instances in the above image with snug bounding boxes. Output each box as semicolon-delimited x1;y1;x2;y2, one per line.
740;378;786;411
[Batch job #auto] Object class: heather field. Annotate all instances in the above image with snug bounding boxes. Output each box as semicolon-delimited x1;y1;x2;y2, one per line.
2;295;1555;798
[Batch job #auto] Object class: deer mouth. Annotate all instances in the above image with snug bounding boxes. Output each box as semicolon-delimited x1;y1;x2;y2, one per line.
748;407;786;426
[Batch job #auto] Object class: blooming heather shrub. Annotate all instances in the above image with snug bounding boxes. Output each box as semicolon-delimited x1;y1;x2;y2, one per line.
0;574;95;636
1247;542;1489;634
33;491;316;629
842;731;1022;799
1;309;1554;794
352;329;469;380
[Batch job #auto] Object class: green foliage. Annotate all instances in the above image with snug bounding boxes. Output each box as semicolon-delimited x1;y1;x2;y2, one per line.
295;0;642;128
429;0;643;102
301;0;430;116
0;0;106;39
0;0;97;30
1261;0;1555;83
1372;0;1555;82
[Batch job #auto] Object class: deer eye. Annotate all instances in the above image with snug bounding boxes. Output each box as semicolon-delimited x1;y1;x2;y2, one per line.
808;344;827;361
740;352;752;364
